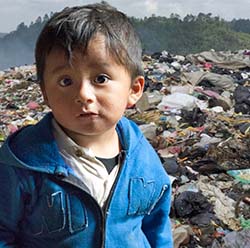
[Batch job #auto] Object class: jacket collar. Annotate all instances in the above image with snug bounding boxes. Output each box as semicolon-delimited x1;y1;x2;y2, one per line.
0;112;143;174
0;112;69;175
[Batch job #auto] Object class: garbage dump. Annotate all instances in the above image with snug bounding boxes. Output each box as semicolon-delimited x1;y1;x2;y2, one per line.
1;49;250;247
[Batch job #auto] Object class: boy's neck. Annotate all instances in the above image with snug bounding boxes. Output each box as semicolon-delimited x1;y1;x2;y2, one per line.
62;126;120;158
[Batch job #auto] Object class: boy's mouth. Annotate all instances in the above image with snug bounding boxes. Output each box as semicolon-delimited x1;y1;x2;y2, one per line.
78;112;98;117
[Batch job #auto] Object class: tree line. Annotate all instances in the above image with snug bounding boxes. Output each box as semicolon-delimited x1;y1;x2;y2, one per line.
1;12;250;70
132;13;250;54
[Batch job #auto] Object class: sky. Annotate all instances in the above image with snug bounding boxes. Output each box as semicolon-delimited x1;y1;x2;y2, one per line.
0;0;250;33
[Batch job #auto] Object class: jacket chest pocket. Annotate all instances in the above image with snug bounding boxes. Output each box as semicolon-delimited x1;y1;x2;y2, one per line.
127;177;168;216
27;191;88;236
66;192;88;233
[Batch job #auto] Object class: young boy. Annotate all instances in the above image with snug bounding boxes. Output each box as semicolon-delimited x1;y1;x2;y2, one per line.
0;3;173;247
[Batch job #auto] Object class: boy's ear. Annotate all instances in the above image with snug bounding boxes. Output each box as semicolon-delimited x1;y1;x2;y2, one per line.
40;83;49;106
127;76;145;108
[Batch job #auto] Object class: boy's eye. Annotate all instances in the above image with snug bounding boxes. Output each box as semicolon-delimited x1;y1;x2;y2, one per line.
58;77;73;87
94;74;109;84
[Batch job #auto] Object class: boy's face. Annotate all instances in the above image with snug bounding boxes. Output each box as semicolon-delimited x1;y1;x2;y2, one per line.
42;34;144;144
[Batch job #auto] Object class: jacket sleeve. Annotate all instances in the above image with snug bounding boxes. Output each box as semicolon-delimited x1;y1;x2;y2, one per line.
141;182;173;248
0;163;25;247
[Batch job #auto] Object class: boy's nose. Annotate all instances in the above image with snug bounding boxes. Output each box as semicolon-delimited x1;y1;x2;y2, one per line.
75;82;95;105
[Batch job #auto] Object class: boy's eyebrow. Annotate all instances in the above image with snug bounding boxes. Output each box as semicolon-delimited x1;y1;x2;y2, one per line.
48;61;113;75
49;64;69;74
89;61;111;69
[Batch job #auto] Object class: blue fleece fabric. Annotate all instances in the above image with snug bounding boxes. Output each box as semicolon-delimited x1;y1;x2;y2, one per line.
0;113;173;247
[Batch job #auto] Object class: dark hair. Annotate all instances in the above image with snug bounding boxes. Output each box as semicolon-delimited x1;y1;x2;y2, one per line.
35;2;143;84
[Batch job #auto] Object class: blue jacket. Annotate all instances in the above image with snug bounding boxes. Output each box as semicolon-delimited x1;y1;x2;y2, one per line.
0;113;173;248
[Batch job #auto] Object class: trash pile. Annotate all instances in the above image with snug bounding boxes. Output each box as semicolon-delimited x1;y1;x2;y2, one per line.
129;50;250;247
1;50;250;247
0;65;50;142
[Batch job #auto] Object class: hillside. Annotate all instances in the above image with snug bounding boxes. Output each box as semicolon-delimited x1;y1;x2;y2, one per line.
132;14;250;54
1;13;250;70
0;33;6;38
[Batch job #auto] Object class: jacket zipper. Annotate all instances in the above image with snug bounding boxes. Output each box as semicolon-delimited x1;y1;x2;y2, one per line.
101;150;127;248
53;150;127;248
